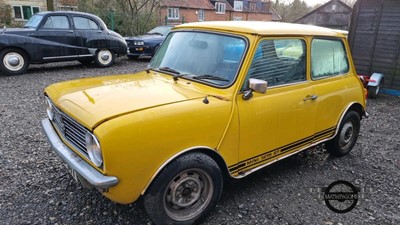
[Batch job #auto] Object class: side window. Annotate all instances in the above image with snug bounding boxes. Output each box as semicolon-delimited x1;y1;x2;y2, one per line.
43;16;70;29
245;38;306;88
311;38;349;79
73;17;99;30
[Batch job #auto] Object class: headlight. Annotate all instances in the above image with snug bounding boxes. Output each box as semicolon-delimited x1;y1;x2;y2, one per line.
45;96;53;121
134;41;144;45
85;132;103;167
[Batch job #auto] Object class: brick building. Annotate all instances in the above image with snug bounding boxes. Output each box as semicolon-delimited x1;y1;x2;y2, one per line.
159;0;280;25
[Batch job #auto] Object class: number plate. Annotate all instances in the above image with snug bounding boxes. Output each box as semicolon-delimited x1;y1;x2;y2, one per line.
64;164;79;183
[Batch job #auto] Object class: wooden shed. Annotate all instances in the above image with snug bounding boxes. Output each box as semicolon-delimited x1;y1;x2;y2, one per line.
348;0;400;92
294;0;352;30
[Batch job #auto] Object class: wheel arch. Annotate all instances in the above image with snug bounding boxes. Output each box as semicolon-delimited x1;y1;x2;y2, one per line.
141;146;231;195
331;102;365;140
0;46;32;62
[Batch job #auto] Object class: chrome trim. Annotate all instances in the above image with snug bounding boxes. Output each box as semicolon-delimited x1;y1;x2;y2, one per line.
141;146;229;195
41;118;118;189
43;54;94;60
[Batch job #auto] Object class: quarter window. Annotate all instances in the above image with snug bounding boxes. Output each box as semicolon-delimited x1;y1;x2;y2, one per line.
73;17;99;30
43;16;70;29
311;38;349;79
245;38;306;87
215;2;226;14
168;8;179;19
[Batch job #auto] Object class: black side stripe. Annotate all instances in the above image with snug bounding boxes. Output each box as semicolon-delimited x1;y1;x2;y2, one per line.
228;126;336;174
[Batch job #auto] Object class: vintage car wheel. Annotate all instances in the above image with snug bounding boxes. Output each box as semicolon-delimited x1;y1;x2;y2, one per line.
143;153;223;225
94;49;115;67
367;83;382;99
0;48;29;75
325;111;360;157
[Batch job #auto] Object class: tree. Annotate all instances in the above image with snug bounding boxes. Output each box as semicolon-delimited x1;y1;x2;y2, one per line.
0;0;12;26
272;0;312;22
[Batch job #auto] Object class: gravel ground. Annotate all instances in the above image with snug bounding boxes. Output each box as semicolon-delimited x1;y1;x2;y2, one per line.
0;58;399;225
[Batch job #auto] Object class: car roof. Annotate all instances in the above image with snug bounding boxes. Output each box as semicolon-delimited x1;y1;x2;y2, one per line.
37;11;96;17
176;21;346;37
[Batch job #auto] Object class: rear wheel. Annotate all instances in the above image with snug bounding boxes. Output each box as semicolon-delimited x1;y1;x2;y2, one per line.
0;48;29;75
144;153;223;225
94;49;115;67
326;111;360;157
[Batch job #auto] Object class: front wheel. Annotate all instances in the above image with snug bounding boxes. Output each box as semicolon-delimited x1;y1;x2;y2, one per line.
94;49;115;67
143;153;223;225
0;48;29;75
325;111;360;157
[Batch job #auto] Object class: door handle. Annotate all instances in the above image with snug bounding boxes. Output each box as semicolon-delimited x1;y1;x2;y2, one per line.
303;95;318;101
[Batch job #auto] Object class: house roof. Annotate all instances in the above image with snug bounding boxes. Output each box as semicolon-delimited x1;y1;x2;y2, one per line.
176;21;348;37
160;0;215;10
269;6;282;21
294;0;352;23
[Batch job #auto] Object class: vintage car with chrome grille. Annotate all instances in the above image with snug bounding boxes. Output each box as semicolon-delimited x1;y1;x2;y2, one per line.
0;11;127;75
41;21;367;225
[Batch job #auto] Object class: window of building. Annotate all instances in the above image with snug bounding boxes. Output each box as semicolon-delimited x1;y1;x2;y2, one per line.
234;1;243;11
249;2;256;12
215;2;226;14
168;8;179;19
43;16;70;29
13;6;40;20
73;17;99;30
245;38;306;87
311;38;349;79
198;9;205;21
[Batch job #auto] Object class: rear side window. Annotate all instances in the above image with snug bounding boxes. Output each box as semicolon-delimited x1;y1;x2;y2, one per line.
43;16;70;29
311;38;349;79
73;17;99;30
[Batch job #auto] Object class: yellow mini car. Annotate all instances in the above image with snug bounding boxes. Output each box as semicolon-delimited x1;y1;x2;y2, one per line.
41;21;367;225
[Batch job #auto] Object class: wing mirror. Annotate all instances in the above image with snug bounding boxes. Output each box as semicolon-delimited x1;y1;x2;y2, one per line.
242;78;268;100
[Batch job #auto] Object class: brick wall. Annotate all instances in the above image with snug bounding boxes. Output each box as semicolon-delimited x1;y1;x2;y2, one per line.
160;7;272;25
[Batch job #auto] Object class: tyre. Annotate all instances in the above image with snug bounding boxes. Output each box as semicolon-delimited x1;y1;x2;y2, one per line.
127;55;139;60
94;49;115;67
143;153;223;225
0;48;29;75
325;111;360;157
367;83;381;99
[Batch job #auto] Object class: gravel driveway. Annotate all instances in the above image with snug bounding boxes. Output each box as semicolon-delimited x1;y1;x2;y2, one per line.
1;58;399;225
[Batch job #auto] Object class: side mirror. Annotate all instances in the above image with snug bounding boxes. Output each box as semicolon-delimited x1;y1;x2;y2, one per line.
249;78;268;93
242;78;268;100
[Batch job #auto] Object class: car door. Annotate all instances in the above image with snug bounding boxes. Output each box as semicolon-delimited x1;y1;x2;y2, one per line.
71;16;104;56
36;14;79;59
309;38;354;142
233;37;316;175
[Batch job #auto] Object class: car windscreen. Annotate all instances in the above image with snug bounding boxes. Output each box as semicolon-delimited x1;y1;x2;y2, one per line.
148;26;172;36
24;15;43;28
149;31;247;88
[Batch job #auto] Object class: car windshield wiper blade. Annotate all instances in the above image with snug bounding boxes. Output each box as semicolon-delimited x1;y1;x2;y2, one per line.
192;74;229;82
159;67;180;74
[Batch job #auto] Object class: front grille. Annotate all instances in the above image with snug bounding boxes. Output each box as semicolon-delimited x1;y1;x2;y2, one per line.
51;104;89;156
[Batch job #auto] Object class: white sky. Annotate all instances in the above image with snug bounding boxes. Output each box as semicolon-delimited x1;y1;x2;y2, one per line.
275;0;331;7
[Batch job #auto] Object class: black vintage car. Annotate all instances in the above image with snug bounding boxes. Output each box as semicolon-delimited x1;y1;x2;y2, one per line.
125;25;173;59
0;11;127;75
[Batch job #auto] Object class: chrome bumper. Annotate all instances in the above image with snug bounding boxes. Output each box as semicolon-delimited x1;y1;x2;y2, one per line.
41;118;118;189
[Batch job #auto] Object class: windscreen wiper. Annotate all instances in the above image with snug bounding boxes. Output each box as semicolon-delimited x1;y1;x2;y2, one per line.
159;67;180;74
192;74;229;82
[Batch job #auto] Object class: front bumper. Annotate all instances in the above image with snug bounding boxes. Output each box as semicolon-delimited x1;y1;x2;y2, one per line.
41;118;118;189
